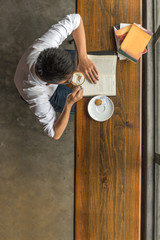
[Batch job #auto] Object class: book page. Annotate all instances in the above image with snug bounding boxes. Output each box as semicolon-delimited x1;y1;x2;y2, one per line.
120;23;131;28
82;55;117;96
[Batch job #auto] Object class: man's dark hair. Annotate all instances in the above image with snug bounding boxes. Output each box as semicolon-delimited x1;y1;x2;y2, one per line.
35;48;75;84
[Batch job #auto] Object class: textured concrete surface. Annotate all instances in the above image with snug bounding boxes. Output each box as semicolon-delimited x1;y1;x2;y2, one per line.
0;1;75;240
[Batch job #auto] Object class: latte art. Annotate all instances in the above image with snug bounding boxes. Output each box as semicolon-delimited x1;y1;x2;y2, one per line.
71;71;85;86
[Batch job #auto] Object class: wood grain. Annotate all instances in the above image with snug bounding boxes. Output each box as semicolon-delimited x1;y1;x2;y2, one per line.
75;0;142;239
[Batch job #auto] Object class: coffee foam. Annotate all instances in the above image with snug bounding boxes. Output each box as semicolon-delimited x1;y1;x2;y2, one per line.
72;72;85;85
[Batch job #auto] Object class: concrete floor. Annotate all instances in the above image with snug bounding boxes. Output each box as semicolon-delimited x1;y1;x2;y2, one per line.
0;1;76;239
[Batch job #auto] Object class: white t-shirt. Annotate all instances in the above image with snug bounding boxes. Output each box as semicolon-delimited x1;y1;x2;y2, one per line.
14;13;81;138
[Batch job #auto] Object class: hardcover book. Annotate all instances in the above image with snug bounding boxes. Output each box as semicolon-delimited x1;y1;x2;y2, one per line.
114;23;148;60
117;23;153;63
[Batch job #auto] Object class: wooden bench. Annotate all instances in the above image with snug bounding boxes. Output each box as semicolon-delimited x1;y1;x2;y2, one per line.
75;0;142;240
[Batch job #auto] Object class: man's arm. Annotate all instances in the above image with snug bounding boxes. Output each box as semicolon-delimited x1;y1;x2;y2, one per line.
53;87;83;140
72;17;99;84
34;14;81;51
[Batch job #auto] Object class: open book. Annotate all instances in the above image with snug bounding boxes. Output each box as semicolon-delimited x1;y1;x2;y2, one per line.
82;54;117;96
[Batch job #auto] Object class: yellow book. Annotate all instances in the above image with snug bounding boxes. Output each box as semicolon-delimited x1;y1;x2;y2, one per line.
118;23;153;62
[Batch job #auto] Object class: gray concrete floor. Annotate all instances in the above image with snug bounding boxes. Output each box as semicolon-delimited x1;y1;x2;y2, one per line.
0;1;76;240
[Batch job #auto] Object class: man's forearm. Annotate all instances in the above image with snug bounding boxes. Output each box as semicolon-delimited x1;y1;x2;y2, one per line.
53;103;72;140
72;17;87;59
53;87;83;140
72;17;99;83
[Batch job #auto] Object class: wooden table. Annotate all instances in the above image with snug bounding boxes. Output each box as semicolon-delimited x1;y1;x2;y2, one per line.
75;0;142;240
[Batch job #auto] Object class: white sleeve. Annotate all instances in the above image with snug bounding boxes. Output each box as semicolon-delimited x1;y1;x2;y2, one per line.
26;94;56;138
32;13;81;50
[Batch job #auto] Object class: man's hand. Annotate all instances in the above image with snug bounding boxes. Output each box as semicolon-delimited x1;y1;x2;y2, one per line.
77;55;99;84
66;86;84;107
72;17;99;84
53;87;83;140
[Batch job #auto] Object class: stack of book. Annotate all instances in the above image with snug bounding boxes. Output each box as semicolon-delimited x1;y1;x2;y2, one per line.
113;23;153;63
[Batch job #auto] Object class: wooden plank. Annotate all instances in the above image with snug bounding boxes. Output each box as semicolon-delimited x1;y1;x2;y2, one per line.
75;0;142;239
75;99;90;239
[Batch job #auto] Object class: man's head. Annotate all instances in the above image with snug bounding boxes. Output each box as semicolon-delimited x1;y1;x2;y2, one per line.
35;48;75;84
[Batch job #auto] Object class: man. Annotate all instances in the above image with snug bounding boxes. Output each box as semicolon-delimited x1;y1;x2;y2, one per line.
14;13;99;140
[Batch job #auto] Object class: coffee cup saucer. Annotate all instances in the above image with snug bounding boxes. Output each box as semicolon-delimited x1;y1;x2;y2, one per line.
88;95;114;122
